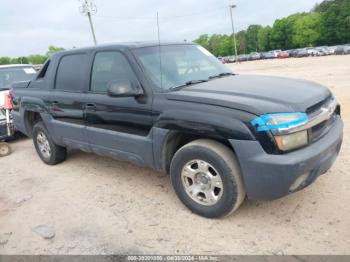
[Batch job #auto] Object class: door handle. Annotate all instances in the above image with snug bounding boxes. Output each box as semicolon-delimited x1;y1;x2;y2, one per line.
85;103;96;110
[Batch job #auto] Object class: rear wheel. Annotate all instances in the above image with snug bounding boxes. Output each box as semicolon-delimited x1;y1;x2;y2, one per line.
32;122;66;165
170;139;246;218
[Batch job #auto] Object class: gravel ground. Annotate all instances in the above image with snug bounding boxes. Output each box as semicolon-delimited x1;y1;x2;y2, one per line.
0;55;349;255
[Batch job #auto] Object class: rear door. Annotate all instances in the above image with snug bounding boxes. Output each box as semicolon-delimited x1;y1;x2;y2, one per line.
48;52;90;151
84;50;154;166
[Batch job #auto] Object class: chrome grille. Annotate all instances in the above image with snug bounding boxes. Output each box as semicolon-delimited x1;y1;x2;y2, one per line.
309;111;337;142
271;96;338;136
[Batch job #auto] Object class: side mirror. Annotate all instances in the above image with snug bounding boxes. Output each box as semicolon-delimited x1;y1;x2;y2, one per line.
107;80;142;98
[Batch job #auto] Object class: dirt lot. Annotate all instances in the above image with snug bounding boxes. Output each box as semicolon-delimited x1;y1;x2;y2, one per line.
0;55;349;255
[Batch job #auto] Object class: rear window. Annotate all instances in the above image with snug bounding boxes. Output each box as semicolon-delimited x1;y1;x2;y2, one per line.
55;53;88;92
0;67;36;90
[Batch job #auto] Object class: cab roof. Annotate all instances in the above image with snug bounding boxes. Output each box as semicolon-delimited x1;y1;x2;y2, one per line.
54;41;195;56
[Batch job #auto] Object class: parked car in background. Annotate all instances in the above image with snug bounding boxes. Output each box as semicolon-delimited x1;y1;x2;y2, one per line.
277;51;289;59
217;57;225;64
335;45;350;55
335;46;344;55
228;56;236;63
289;49;299;58
0;64;37;108
344;45;350;54
270;50;282;58
11;42;343;218
315;47;329;56
223;56;235;63
261;51;275;59
328;46;337;55
307;48;320;56
296;48;308;58
260;52;268;59
237;54;249;62
248;52;261;61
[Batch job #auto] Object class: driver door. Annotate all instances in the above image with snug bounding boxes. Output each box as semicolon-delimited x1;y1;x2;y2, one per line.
84;50;154;166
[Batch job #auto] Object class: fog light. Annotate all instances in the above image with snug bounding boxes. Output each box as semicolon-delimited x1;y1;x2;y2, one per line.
289;173;309;192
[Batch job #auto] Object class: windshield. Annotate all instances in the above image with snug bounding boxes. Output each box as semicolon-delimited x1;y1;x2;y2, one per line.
0;67;37;90
133;44;233;90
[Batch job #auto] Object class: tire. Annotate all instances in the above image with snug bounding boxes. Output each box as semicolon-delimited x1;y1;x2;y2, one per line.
0;142;11;157
170;139;246;218
32;121;66;165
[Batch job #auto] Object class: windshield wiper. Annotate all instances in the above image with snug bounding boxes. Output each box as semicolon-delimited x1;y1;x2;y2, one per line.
185;79;208;85
209;72;235;79
169;79;208;91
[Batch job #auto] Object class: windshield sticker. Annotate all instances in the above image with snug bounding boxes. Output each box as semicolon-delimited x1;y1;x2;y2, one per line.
23;68;36;74
197;46;214;57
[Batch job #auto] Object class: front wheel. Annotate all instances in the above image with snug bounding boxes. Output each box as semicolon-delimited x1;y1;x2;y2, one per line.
170;139;246;218
32;122;67;165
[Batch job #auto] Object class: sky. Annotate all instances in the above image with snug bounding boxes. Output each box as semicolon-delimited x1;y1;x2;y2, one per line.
0;0;321;57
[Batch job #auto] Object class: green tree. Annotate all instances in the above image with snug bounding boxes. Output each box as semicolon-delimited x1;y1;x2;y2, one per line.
292;12;322;47
208;34;223;56
194;34;210;50
27;54;48;65
218;35;233;56
236;31;247;55
316;0;350;44
246;25;263;52
257;26;272;51
0;57;11;65
270;14;303;50
194;0;350;55
46;45;65;57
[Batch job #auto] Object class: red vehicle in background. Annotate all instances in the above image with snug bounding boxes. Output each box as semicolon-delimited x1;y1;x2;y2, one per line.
278;51;290;59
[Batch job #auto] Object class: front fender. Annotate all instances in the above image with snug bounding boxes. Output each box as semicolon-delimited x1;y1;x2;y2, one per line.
154;110;255;140
152;109;256;173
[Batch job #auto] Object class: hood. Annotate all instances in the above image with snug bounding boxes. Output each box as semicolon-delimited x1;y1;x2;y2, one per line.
165;75;331;115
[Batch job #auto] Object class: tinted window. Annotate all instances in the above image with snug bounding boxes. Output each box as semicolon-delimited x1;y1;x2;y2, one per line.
91;51;138;93
55;54;88;92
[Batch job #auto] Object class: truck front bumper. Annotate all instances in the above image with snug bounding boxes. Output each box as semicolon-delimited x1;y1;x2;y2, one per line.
229;116;343;200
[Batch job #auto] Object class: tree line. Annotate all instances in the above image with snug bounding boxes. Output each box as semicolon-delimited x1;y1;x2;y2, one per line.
0;46;64;65
194;0;350;57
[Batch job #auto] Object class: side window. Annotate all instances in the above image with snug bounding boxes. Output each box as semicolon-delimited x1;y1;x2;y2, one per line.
91;51;138;93
55;53;88;92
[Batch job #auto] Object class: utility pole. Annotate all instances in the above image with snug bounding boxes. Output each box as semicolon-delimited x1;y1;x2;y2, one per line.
229;4;238;61
79;0;98;45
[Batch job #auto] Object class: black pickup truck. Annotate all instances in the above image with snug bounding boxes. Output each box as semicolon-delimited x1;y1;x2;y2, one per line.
11;43;343;218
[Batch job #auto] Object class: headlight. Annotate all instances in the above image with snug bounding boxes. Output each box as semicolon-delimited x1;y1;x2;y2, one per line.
274;131;308;151
251;112;308;132
251;112;309;151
